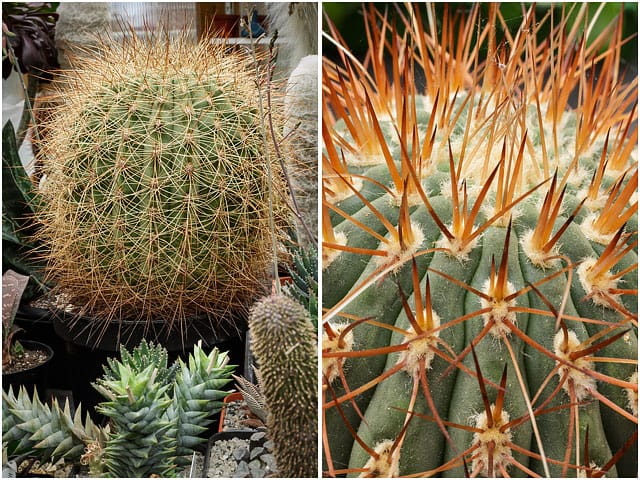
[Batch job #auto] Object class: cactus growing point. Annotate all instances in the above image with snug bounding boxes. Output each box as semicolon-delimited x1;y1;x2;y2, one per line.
34;29;289;337
322;4;637;478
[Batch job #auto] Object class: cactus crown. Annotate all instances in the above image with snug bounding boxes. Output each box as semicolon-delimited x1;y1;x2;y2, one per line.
323;4;637;478
35;28;290;336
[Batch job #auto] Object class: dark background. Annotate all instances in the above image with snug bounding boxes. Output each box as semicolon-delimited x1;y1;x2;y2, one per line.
323;3;638;70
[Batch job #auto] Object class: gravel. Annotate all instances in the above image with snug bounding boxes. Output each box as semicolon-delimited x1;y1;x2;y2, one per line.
221;400;248;431
204;428;277;478
202;396;277;477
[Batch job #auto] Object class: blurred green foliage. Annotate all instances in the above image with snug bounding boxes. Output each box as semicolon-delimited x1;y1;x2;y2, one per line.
323;3;637;67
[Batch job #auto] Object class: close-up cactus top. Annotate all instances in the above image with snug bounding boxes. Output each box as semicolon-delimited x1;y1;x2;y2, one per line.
322;3;637;478
34;29;289;336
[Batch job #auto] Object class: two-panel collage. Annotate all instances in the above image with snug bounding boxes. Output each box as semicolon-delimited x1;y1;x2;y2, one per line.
0;1;637;478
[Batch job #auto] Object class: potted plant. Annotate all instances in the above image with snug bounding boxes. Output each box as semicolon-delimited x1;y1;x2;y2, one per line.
3;339;236;477
2;269;54;397
204;293;318;478
14;20;295;413
219;373;267;432
32;24;290;343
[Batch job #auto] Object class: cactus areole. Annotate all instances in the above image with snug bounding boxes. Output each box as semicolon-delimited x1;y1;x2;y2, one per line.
322;4;637;478
35;31;288;337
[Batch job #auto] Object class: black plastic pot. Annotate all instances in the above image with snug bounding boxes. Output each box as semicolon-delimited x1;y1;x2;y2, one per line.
14;304;70;390
52;308;242;352
2;340;54;397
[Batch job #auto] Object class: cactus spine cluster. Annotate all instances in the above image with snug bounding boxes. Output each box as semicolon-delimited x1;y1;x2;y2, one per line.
249;294;318;478
35;29;288;332
322;4;637;478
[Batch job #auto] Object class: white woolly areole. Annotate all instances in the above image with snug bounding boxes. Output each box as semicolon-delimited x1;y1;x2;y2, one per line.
577;257;620;308
322;322;354;385
435;227;479;260
480;279;517;337
626;371;638;417
388;185;428;208
520;229;561;268
579;188;607;212
375;222;425;271
397;310;441;376
470;406;513;477
579;213;615;245
325;176;364;203
322;231;347;271
344;148;386;167
577;462;604;478
360;439;399;478
553;329;596;401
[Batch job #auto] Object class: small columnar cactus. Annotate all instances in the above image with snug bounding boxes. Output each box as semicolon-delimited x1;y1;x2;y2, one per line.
322;4;637;478
35;29;289;334
249;294;318;478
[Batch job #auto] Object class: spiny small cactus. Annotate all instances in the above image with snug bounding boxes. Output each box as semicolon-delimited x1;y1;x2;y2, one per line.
322;4;637;478
34;28;289;337
249;294;318;478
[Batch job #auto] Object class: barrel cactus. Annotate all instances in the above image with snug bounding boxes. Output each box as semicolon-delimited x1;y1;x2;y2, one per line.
34;29;288;335
322;4;637;478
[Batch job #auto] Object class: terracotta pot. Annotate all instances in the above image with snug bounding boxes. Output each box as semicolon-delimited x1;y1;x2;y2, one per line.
218;391;244;432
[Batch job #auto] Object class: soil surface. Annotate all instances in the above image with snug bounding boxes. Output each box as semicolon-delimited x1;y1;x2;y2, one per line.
3;346;49;374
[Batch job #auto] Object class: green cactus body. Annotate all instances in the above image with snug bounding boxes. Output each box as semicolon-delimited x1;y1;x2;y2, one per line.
36;32;288;331
322;4;637;478
249;294;318;478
